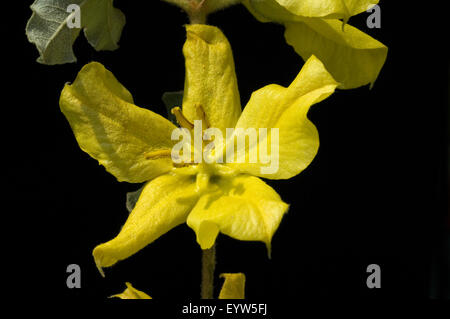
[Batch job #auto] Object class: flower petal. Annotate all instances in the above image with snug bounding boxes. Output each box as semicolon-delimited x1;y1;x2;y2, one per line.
187;175;289;253
219;273;246;299
284;18;388;89
182;25;241;133
60;62;177;183
276;0;379;20
343;0;379;17
245;0;378;21
243;1;386;88
93;173;199;275
251;0;346;19
227;55;337;179
110;282;152;299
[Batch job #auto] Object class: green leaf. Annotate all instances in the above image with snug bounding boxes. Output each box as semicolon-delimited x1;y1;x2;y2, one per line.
162;91;184;125
26;0;125;65
126;185;144;213
82;0;126;51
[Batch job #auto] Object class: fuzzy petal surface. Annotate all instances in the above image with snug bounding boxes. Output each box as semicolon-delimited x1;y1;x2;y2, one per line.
245;0;378;21
60;62;177;183
284;18;387;89
93;173;199;275
227;55;337;179
182;25;241;132
187;175;289;253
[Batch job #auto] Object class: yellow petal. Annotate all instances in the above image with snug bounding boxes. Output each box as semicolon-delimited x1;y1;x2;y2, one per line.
245;0;378;21
265;0;347;19
93;173;199;275
343;0;379;17
284;19;388;89
276;0;379;20
227;55;337;179
187;175;289;253
60;62;177;183
243;1;386;88
110;282;152;299
182;25;241;133
218;273;246;299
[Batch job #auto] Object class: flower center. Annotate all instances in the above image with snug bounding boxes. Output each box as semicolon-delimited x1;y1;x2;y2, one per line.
145;106;238;185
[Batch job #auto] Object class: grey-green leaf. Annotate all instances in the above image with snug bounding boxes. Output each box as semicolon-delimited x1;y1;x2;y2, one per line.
26;0;125;65
26;0;82;64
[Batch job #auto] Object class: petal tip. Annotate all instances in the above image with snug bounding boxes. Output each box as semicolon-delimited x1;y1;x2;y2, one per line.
93;247;106;277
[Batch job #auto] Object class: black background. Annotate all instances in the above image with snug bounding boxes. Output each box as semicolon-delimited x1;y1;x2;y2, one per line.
9;0;449;304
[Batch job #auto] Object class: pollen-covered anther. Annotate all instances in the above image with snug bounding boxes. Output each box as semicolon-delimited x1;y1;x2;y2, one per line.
144;149;172;160
171;107;194;130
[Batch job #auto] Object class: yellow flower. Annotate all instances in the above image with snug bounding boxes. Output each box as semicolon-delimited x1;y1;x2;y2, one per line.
59;24;338;276
242;0;388;89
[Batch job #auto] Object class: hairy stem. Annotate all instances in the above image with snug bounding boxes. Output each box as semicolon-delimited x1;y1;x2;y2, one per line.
201;243;216;299
188;11;207;24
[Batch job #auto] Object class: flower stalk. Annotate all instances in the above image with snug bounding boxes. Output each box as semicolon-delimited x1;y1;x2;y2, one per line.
201;243;216;299
162;0;241;24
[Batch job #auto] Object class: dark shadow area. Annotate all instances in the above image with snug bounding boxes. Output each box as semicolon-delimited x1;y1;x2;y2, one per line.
7;0;448;305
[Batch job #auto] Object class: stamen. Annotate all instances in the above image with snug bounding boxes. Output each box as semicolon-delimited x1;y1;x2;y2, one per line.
173;162;189;168
195;104;210;129
144;149;172;160
173;162;199;169
171;107;194;130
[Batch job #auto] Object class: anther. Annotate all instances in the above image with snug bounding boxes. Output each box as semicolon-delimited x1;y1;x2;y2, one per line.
171;107;194;130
